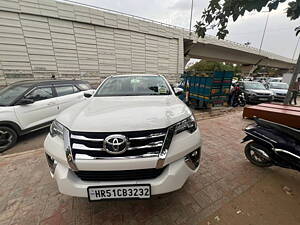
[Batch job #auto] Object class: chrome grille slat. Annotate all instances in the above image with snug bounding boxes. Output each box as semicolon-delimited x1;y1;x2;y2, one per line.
73;141;163;151
75;153;159;160
72;143;104;151
129;133;165;140
128;141;163;150
71;134;103;142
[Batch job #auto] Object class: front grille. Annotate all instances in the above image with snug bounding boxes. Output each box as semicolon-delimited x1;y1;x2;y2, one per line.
70;128;167;158
74;167;166;181
257;93;270;96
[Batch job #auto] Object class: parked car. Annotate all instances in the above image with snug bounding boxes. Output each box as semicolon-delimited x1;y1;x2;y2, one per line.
267;82;288;101
238;81;273;104
0;79;92;152
268;77;283;83
44;74;202;200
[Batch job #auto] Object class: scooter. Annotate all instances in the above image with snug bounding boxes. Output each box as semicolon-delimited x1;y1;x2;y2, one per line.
232;92;246;107
242;118;300;172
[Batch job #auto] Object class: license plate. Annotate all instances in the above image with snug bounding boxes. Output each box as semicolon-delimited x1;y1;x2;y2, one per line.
87;184;151;201
259;98;268;101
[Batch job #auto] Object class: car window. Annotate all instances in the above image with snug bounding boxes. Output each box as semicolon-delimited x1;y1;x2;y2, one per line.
77;83;91;91
269;83;288;89
0;85;29;106
26;87;54;101
95;76;171;96
55;85;78;96
73;85;80;93
244;82;266;90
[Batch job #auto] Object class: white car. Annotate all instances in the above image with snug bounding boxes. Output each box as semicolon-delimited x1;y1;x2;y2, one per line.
268;77;283;83
0;79;92;152
268;82;288;101
44;74;202;200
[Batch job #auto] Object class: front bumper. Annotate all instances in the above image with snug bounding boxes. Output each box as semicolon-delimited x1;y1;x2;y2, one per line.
273;95;286;101
248;95;273;103
44;128;202;197
48;156;199;197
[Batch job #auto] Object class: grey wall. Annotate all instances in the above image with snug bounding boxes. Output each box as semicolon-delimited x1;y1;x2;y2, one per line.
0;0;186;86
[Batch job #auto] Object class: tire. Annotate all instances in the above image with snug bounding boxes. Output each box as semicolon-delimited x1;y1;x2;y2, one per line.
0;126;18;153
239;100;246;107
244;141;273;167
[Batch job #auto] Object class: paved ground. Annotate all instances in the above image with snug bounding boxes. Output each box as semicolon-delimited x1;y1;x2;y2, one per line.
0;111;299;225
199;168;300;225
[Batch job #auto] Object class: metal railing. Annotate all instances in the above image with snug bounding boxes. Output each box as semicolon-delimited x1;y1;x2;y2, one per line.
58;0;187;31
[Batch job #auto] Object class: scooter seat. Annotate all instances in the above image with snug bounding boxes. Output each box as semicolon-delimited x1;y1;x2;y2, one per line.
255;118;300;143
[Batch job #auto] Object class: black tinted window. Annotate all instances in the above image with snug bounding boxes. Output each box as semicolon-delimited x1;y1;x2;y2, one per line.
0;85;29;106
55;85;78;96
26;87;53;101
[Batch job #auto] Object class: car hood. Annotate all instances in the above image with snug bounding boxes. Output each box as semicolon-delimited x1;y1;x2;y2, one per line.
56;95;191;132
269;88;287;94
247;89;273;95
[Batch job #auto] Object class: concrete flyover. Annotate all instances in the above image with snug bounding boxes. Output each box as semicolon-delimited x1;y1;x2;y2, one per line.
0;0;296;86
184;37;296;70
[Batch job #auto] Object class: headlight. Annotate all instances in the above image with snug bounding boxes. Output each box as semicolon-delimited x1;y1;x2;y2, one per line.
50;120;65;139
174;115;197;134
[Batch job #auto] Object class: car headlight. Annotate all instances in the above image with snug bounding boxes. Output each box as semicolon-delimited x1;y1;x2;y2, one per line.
50;120;65;139
174;115;197;134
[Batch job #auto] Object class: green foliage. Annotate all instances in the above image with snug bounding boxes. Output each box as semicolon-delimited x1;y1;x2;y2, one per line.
187;60;241;72
254;65;279;75
196;0;299;39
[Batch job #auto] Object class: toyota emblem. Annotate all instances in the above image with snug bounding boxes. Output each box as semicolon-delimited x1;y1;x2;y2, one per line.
103;135;128;154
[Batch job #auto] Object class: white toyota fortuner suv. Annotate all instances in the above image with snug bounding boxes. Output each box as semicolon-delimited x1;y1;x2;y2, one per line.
44;74;202;201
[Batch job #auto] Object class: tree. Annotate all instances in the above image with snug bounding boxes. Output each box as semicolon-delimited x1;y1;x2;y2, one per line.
195;0;300;40
187;60;241;72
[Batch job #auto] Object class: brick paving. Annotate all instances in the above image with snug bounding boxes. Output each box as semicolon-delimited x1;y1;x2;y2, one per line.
0;111;271;225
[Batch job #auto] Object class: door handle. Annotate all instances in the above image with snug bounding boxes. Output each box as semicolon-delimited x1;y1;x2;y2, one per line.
47;102;56;106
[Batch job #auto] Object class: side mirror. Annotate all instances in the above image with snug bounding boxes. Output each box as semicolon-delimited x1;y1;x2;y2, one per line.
18;98;34;105
174;87;183;96
84;92;92;98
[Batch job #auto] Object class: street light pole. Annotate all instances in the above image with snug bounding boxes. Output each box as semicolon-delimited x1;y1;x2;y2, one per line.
259;12;270;54
189;0;194;35
292;36;300;60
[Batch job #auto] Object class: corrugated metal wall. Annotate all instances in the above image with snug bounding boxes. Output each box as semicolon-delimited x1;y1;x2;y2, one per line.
0;0;186;86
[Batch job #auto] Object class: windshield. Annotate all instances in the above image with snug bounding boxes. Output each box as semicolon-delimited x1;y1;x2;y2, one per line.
95;76;171;96
244;82;266;90
0;85;29;106
269;83;288;89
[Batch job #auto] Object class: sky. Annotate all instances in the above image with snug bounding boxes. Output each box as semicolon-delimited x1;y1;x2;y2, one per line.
61;0;300;60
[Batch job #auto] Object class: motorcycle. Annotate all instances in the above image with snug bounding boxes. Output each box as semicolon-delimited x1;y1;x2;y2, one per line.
232;92;246;107
242;118;300;172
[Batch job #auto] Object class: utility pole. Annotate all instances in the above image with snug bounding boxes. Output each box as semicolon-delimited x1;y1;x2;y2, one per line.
189;0;194;35
284;26;300;105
